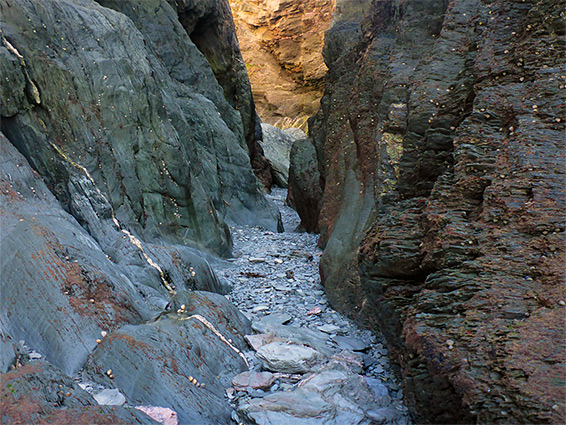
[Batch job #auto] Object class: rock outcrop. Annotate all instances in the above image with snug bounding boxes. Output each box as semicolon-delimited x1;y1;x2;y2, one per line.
0;361;158;424
1;0;280;258
0;0;280;421
259;123;306;188
229;0;335;130
289;0;566;422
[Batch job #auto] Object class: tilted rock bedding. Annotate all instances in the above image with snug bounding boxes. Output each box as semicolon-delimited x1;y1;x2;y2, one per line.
0;0;279;423
288;0;565;423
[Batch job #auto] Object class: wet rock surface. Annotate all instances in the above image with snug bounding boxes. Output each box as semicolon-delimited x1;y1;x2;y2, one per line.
289;0;566;422
220;188;410;424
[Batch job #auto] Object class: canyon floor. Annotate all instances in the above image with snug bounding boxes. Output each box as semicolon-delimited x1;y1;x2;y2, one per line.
218;187;411;424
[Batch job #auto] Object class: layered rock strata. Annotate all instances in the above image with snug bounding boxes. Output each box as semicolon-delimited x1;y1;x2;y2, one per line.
289;0;566;422
229;0;335;130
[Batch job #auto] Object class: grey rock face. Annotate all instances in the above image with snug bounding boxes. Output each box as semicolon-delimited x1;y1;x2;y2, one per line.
0;0;281;260
85;314;248;425
0;361;158;424
0;133;152;375
286;139;323;232
0;0;281;421
0;335;16;374
260;124;306;188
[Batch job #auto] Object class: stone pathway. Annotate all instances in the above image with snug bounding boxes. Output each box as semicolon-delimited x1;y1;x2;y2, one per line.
220;187;411;424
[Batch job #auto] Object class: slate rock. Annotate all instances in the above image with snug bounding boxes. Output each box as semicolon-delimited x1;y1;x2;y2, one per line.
256;341;325;374
93;388;127;406
164;290;252;350
0;133;151;375
232;371;276;391
286;139;323;231
245;334;286;352
238;363;390;424
85;315;248;425
0;0;281;261
317;324;340;334
0;334;16;374
0;361;157;424
250;322;331;356
298;0;566;421
333;335;369;352
259;124;306;188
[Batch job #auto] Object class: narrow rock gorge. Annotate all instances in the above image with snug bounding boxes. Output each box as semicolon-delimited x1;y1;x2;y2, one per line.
1;0;564;424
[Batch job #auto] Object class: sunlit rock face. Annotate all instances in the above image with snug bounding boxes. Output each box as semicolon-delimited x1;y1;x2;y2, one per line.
288;0;566;422
229;0;335;130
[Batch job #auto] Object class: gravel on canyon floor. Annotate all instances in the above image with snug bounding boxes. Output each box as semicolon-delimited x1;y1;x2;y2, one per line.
219;187;411;424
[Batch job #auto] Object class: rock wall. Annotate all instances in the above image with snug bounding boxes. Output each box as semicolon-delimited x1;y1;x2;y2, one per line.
229;0;335;130
290;0;566;422
0;0;279;421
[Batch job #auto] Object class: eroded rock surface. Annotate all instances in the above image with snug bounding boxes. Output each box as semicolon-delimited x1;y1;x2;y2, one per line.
85;295;250;424
289;0;565;422
259;123;306;188
0;361;158;424
229;0;334;130
1;0;280;259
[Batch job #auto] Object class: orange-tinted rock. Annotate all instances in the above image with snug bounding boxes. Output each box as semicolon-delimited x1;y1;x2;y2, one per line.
232;371;276;390
230;0;335;130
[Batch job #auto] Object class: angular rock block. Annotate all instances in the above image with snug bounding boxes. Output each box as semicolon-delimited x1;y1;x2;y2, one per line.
256;342;325;374
259;124;306;188
238;363;392;424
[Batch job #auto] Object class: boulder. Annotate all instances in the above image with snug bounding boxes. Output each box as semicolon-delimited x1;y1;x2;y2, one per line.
238;363;395;424
259;124;306;188
0;361;158;424
251;320;332;356
256;342;325;374
232;371;276;391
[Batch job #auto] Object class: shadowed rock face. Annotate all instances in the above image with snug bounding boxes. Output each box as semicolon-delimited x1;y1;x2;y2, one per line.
1;0;280;259
289;0;565;422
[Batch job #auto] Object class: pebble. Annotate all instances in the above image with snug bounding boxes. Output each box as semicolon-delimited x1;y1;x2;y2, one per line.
249;257;266;263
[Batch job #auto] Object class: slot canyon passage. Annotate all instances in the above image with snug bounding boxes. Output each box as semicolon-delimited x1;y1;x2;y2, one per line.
0;0;564;424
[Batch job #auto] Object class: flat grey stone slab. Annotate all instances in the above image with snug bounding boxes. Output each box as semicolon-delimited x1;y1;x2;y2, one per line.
256;342;325;373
